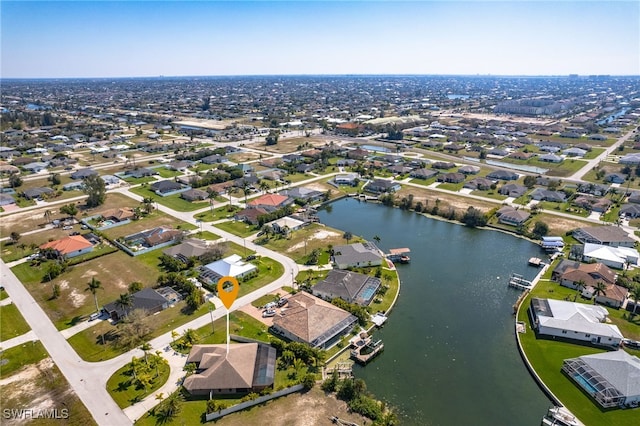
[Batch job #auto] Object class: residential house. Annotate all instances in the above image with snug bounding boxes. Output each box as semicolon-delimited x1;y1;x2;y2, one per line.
563;147;588;157
271;292;358;349
200;154;228;164
562;351;640;409
458;165;480;175
529;298;623;347
40;235;94;258
163;238;213;263
100;207;135;222
572;226;635;247
334;173;359;186
486;170;519;181
22;187;54;200
167;160;194;171
0;193;16;206
199;254;257;285
183;343;276;396
234;207;269;225
332;242;383;269
431;161;456;170
464;177;493;190
181;188;209;202
124;167;158;178
124;227;183;249
499;183;528;198
247;194;293;212
507;151;534;161
410;168;438;180
620;203;640;218
539;153;563;163
605;173;626;184
296;163;315;174
582;243;639;270
496;206;530;226
346;148;369;160
266;216;305;234
364;179;401;194
103;287;175;322
278;187;324;204
22;162;49;173
573;195;612;213
312;269;381;306
62;181;84;191
530;188;566;203
150;180;186;196
437;172;465;184
71;168;98;180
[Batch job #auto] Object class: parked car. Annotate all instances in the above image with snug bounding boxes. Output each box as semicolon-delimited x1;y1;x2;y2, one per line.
262;309;276;318
277;298;288;307
264;302;277;310
623;338;640;349
88;312;101;321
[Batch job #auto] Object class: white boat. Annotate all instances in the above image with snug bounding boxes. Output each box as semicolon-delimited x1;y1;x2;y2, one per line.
541;406;581;426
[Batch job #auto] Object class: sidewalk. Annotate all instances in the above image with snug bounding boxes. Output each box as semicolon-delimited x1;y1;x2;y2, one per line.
0;330;38;350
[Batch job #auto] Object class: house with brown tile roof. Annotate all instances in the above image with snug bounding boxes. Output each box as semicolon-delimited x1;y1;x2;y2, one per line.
271;292;357;349
100;207;135;222
40;235;94;258
183;343;276;396
554;260;617;290
234;207;269;225
247;194;293;211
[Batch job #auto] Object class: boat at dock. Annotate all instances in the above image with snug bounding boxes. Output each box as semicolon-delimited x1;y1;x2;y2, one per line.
541;406;581;426
350;332;384;365
386;247;411;263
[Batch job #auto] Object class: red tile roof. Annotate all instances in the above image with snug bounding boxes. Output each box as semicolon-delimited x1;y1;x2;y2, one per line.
40;235;92;255
248;194;289;208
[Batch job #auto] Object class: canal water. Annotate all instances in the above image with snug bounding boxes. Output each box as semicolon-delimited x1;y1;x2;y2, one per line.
318;198;552;425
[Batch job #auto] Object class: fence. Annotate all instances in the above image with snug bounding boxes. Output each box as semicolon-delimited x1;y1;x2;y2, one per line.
204;384;305;422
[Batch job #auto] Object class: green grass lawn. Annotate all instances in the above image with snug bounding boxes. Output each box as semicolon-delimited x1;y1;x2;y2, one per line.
214;220;259;237
106;355;171;408
155;168;183;179
193;205;241;222
237;257;285;297
1;288;9;300
120;175;158;185
0;303;31;341
0;340;48;379
517;282;640;426
129;186;210;212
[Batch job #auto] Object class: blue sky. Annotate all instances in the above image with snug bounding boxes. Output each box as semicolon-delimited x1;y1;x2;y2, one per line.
1;1;638;78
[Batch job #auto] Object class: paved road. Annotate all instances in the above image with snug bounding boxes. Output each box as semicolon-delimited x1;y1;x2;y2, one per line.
0;259;131;426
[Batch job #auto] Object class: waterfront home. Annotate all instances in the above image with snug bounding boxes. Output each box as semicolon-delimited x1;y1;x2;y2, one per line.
496;206;530;226
198;254;257;285
271;292;358;349
572;226;635;248
529;298;623;347
562;350;640;408
553;260;616;287
183;343;276;396
332;242;383;269
582;243;639;270
312;269;381;306
265;216;305;234
40;235;94;258
588;282;629;308
364;179;401;194
334;173;359;186
247;193;293;212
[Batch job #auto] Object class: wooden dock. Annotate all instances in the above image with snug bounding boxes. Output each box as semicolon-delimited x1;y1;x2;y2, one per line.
386;247;411;263
350;333;384;364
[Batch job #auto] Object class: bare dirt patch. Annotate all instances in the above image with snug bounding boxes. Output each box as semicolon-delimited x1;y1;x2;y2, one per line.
211;386;369;426
287;230;340;252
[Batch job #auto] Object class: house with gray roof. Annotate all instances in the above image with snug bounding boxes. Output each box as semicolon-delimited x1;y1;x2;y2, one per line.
103;287;175;321
499;183;528;198
487;170;519;181
364;179;401;194
271;292;357;349
572;226;635;248
0;193;16;206
312;269;381;306
22;162;49;173
620;203;640;218
562;350;640;408
333;242;383;269
279;186;324;203
409;168;438;180
71;168;98;180
22;187;54;200
496;206;530;226
530;188;566;202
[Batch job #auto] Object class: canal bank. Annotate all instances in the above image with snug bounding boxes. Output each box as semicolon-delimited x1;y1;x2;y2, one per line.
318;198;551;425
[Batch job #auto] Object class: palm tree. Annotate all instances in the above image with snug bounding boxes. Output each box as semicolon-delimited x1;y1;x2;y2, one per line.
593;281;607;304
630;285;640;316
574;279;586;301
140;341;152;365
241;180;250;204
141;197;155;214
373;235;381;244
115;292;133;317
207;189;218;214
43;209;53;224
85;277;103;313
343;231;353;243
259;180;270;194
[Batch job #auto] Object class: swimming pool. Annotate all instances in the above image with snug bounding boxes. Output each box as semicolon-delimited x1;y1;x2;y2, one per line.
100;220;115;227
361;144;390;153
360;286;377;301
573;374;598;395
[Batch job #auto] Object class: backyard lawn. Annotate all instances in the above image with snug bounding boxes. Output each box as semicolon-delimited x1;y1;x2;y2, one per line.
129;186;210;212
0;340;48;379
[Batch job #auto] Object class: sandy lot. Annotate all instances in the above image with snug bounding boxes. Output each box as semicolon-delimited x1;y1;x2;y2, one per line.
287;230;340;252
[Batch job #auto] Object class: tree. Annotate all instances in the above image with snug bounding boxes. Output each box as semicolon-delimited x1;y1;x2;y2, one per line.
207;189;218;214
43;209;53;224
128;281;143;294
462;207;487;228
82;174;106;207
141;197;155;214
59;203;78;220
85;277;103;312
115;292;133;316
574;279;586;301
593;281;607;303
49;173;61;186
373;235;381;244
8;173;22;188
343;231;353;243
265;129;280;145
531;221;549;239
629;285;640;316
140;342;152;366
523;175;536;189
9;231;21;244
155;390;183;423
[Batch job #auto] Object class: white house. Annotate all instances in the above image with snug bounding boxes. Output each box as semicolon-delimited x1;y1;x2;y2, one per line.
529;298;623;347
199;254;257;285
582;243;639;270
562;350;640;408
